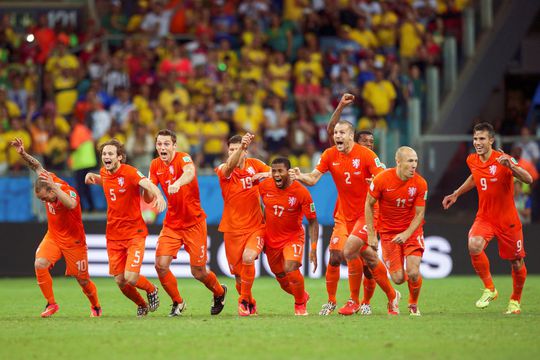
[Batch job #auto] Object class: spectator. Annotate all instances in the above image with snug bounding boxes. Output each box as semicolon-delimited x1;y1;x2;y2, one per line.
264;96;290;153
140;0;175;48
233;91;264;137
125;123;154;170
362;62;396;119
514;126;540;165
514;180;532;225
201;106;229;168
69;119;97;212
109;86;134;127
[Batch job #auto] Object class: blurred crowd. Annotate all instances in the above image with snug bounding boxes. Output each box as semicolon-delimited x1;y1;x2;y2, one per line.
0;0;471;180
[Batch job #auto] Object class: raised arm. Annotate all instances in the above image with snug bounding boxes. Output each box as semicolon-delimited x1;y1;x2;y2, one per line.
327;93;355;145
9;138;45;175
139;178;166;212
365;193;378;248
442;174;475;209
391;205;425;244
168;163;196;194
38;171;77;209
290;168;323;186
497;153;533;185
221;133;254;178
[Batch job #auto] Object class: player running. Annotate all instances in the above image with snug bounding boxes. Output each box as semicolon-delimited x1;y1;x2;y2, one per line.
85;139;165;317
215;133;270;316
259;157;319;315
149;129;227;316
294;93;399;316
442;122;532;314
10;138;101;318
366;146;428;316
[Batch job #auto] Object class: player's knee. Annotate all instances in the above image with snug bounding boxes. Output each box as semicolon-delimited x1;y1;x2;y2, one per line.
391;272;405;284
115;277;127;287
361;249;378;268
242;251;256;265
155;263;169;275
275;272;287;279
511;259;524;271
468;237;484;254
76;278;89;287
407;268;420;282
284;262;300;273
191;266;207;281
329;251;343;266
34;258;50;270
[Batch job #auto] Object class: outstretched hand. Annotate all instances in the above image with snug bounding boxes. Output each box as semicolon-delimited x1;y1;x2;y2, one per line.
442;193;457;210
9;138;25;154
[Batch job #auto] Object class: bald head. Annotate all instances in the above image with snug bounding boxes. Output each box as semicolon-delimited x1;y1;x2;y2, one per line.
395;146;418;180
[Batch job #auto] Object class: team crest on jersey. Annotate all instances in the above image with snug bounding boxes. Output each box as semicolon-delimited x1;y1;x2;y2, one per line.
169;165;174;175
288;196;297;207
489;165;497;175
247;166;256;175
408;187;417;197
352;158;360;169
118;177;125;187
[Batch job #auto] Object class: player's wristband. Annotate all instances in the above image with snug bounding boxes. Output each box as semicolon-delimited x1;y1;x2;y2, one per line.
311;242;317;251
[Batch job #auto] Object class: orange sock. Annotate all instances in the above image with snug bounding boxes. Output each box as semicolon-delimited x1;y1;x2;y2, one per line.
240;262;255;302
371;261;396;301
362;275;376;304
325;264;340;303
158;270;183;304
35;268;55;304
202;271;224;296
471;252;495;291
511;264;527;302
407;275;422;304
347;258;362;304
287;270;305;304
235;280;241;295
135;275;156;293
80;280;100;307
120;284;146;306
276;275;293;295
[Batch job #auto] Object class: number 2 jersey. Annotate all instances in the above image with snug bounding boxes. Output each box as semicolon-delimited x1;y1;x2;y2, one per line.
44;172;86;248
467;150;521;230
258;179;317;249
316;143;384;224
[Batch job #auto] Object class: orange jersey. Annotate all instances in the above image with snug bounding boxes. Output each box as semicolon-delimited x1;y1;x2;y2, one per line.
369;168;428;235
467;150;521;229
100;164;148;240
259;179;317;249
317;143;384;223
43;173;86;248
215;158;270;233
149;152;206;230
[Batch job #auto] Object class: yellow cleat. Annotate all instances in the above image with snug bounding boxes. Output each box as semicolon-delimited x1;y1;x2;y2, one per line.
475;288;498;309
505;300;521;314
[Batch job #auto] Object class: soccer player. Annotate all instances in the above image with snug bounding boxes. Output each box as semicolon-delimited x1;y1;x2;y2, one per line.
366;146;428;316
259;157;318;315
442;122;532;314
85;139;166;317
149;129;228;316
10;138;101;318
215;133;270;316
294;93;400;316
331;120;380;315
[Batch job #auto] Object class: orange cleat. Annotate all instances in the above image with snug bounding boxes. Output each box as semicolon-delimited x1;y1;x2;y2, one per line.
338;299;360;316
41;303;59;318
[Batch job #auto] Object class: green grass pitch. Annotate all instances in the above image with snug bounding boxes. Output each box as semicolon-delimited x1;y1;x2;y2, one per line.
1;276;539;359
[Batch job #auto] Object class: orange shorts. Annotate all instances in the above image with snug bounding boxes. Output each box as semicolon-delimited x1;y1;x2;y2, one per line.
469;219;525;260
224;227;265;276
380;228;424;274
329;218;358;251
107;237;146;276
156;220;208;266
264;238;304;275
36;233;89;279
